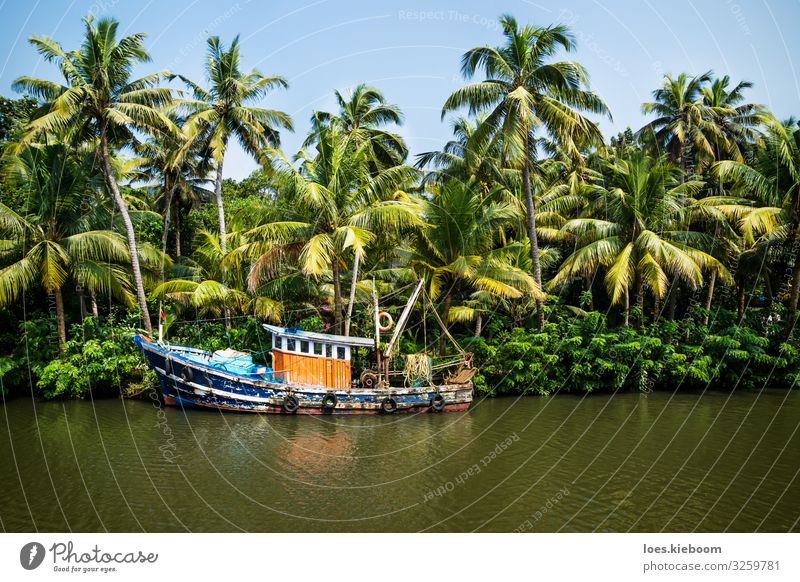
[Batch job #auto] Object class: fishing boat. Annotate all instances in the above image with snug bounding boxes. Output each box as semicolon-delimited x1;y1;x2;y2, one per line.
133;280;476;414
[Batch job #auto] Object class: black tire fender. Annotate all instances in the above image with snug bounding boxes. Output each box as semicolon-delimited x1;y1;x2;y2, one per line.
321;392;337;409
431;393;446;411
283;394;300;413
180;365;193;383
380;397;397;414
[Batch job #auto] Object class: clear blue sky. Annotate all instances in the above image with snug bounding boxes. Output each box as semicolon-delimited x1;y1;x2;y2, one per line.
1;0;798;180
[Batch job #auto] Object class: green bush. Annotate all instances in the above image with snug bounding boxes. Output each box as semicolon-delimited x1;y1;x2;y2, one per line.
36;316;155;398
472;310;799;396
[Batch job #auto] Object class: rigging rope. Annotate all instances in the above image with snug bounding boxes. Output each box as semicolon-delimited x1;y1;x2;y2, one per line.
424;288;466;356
423;297;427;355
376;281;417;303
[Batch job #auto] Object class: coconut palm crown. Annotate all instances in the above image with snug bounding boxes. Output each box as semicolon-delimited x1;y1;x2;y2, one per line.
177;35;293;255
552;152;731;325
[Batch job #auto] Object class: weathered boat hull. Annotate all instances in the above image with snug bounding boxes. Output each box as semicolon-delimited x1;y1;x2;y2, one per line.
134;335;473;414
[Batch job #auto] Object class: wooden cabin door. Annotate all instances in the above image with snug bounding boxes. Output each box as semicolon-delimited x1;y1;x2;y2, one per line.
325;357;333;387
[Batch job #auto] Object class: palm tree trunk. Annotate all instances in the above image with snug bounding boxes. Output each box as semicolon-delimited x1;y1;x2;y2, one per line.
785;245;800;338
77;284;87;322
704;219;722;326
668;282;678;320
764;272;774;308
344;252;360;336
215;155;227;255
99;127;152;334
54;288;66;352
522;131;544;331
678;140;689;188
636;274;644;326
623;288;630;327
474;313;483;337
668;141;688;322
332;258;343;335
214;154;231;331
91;295;99;320
175;207;181;257
737;280;746;324
782;209;800;337
703;272;717;326
439;291;452;356
160;176;178;278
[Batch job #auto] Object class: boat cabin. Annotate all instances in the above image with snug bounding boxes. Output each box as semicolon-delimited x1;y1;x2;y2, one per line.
263;324;374;389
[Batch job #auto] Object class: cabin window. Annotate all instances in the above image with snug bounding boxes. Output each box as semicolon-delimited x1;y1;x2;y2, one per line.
336;346;346;360
286;338;296;352
313;342;324;356
300;340;310;353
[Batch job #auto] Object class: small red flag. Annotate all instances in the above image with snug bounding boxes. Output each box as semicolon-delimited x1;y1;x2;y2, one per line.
159;307;166;321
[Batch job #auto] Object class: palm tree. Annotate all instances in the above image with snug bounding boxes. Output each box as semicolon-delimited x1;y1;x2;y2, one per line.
135;117;213;272
0;144;132;349
178;35;292;256
442;14;609;329
409;178;541;354
532;141;606;305
640;71;717;318
307;84;407;172
304;84;409;333
151;229;280;321
12;15;177;334
551;152;730;326
438;222;562;333
702;76;765;163
699;76;766;323
714;118;800;337
731;237;771;323
247;123;422;334
640;72;715;175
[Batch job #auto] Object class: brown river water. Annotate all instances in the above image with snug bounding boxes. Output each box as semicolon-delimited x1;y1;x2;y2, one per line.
1;390;798;532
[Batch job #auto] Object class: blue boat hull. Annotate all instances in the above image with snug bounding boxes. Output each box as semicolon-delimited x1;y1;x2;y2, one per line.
134;335;474;414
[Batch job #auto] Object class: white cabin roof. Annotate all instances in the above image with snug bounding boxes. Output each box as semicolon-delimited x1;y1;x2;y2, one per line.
262;324;375;348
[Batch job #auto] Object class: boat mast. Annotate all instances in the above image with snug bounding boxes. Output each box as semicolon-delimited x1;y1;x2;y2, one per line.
158;301;163;343
383;279;425;362
373;282;382;385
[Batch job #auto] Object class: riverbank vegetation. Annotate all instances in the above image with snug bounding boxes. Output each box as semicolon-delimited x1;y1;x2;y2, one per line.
1;14;799;399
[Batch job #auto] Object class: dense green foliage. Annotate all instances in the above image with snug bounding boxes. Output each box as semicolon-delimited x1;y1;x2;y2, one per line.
1;13;798;400
471;308;796;396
